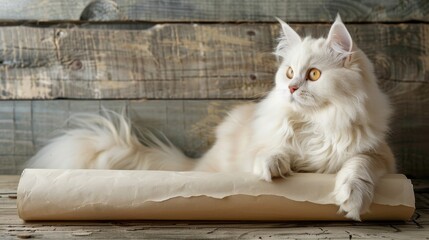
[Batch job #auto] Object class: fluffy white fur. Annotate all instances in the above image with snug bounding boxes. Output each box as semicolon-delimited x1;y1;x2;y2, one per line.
28;15;395;221
29;111;194;171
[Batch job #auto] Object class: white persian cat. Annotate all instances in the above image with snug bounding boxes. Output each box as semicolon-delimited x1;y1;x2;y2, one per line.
28;15;395;221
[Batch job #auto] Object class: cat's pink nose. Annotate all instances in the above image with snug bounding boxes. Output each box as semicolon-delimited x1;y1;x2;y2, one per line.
289;85;299;94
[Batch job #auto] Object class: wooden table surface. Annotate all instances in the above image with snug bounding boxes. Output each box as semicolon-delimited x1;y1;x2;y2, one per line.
1;175;428;240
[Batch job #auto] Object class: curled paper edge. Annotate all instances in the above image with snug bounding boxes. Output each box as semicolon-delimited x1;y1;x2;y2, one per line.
17;169;415;221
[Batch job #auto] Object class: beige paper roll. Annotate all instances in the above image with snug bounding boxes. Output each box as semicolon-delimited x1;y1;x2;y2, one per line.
17;169;415;221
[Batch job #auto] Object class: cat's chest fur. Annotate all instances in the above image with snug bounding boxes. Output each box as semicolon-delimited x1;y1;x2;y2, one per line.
252;94;360;174
281;117;346;173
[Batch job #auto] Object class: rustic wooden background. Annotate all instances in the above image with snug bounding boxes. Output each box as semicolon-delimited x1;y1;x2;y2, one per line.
0;0;427;179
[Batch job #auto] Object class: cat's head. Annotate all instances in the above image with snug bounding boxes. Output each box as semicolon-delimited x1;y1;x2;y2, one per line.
274;15;370;112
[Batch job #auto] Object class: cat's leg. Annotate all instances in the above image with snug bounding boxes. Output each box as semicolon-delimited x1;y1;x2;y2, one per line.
253;153;293;181
334;152;392;221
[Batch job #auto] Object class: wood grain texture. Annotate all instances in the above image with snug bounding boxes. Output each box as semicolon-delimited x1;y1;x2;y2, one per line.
0;0;427;22
0;176;428;239
0;24;274;99
0;24;427;100
0;99;427;178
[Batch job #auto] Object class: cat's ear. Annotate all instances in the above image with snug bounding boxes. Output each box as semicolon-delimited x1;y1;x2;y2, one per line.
275;17;301;57
327;14;353;58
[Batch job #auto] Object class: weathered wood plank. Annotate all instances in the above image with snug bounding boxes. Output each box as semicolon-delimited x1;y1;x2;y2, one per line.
0;175;19;193
0;24;273;99
0;175;428;239
0;24;427;100
2;220;429;240
0;99;427;178
0;0;427;22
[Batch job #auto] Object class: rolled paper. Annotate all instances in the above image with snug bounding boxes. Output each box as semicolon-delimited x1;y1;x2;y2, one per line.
17;169;415;221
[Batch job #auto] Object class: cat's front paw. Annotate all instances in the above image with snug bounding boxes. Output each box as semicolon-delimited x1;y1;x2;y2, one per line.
253;155;292;182
334;174;374;221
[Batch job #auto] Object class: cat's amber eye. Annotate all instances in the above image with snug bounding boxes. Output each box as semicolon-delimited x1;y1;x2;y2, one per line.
307;68;321;81
286;67;294;79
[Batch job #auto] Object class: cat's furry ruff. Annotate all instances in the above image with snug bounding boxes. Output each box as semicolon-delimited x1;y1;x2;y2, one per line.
28;15;395;221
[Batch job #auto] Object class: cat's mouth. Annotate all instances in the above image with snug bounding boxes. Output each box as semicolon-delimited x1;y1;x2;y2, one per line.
290;91;303;102
290;93;305;107
289;90;316;107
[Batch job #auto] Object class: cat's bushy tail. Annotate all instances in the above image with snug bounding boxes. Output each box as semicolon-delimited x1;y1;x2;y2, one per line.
27;111;196;171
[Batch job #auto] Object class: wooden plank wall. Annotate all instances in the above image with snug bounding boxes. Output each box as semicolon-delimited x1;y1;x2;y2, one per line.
0;0;427;178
